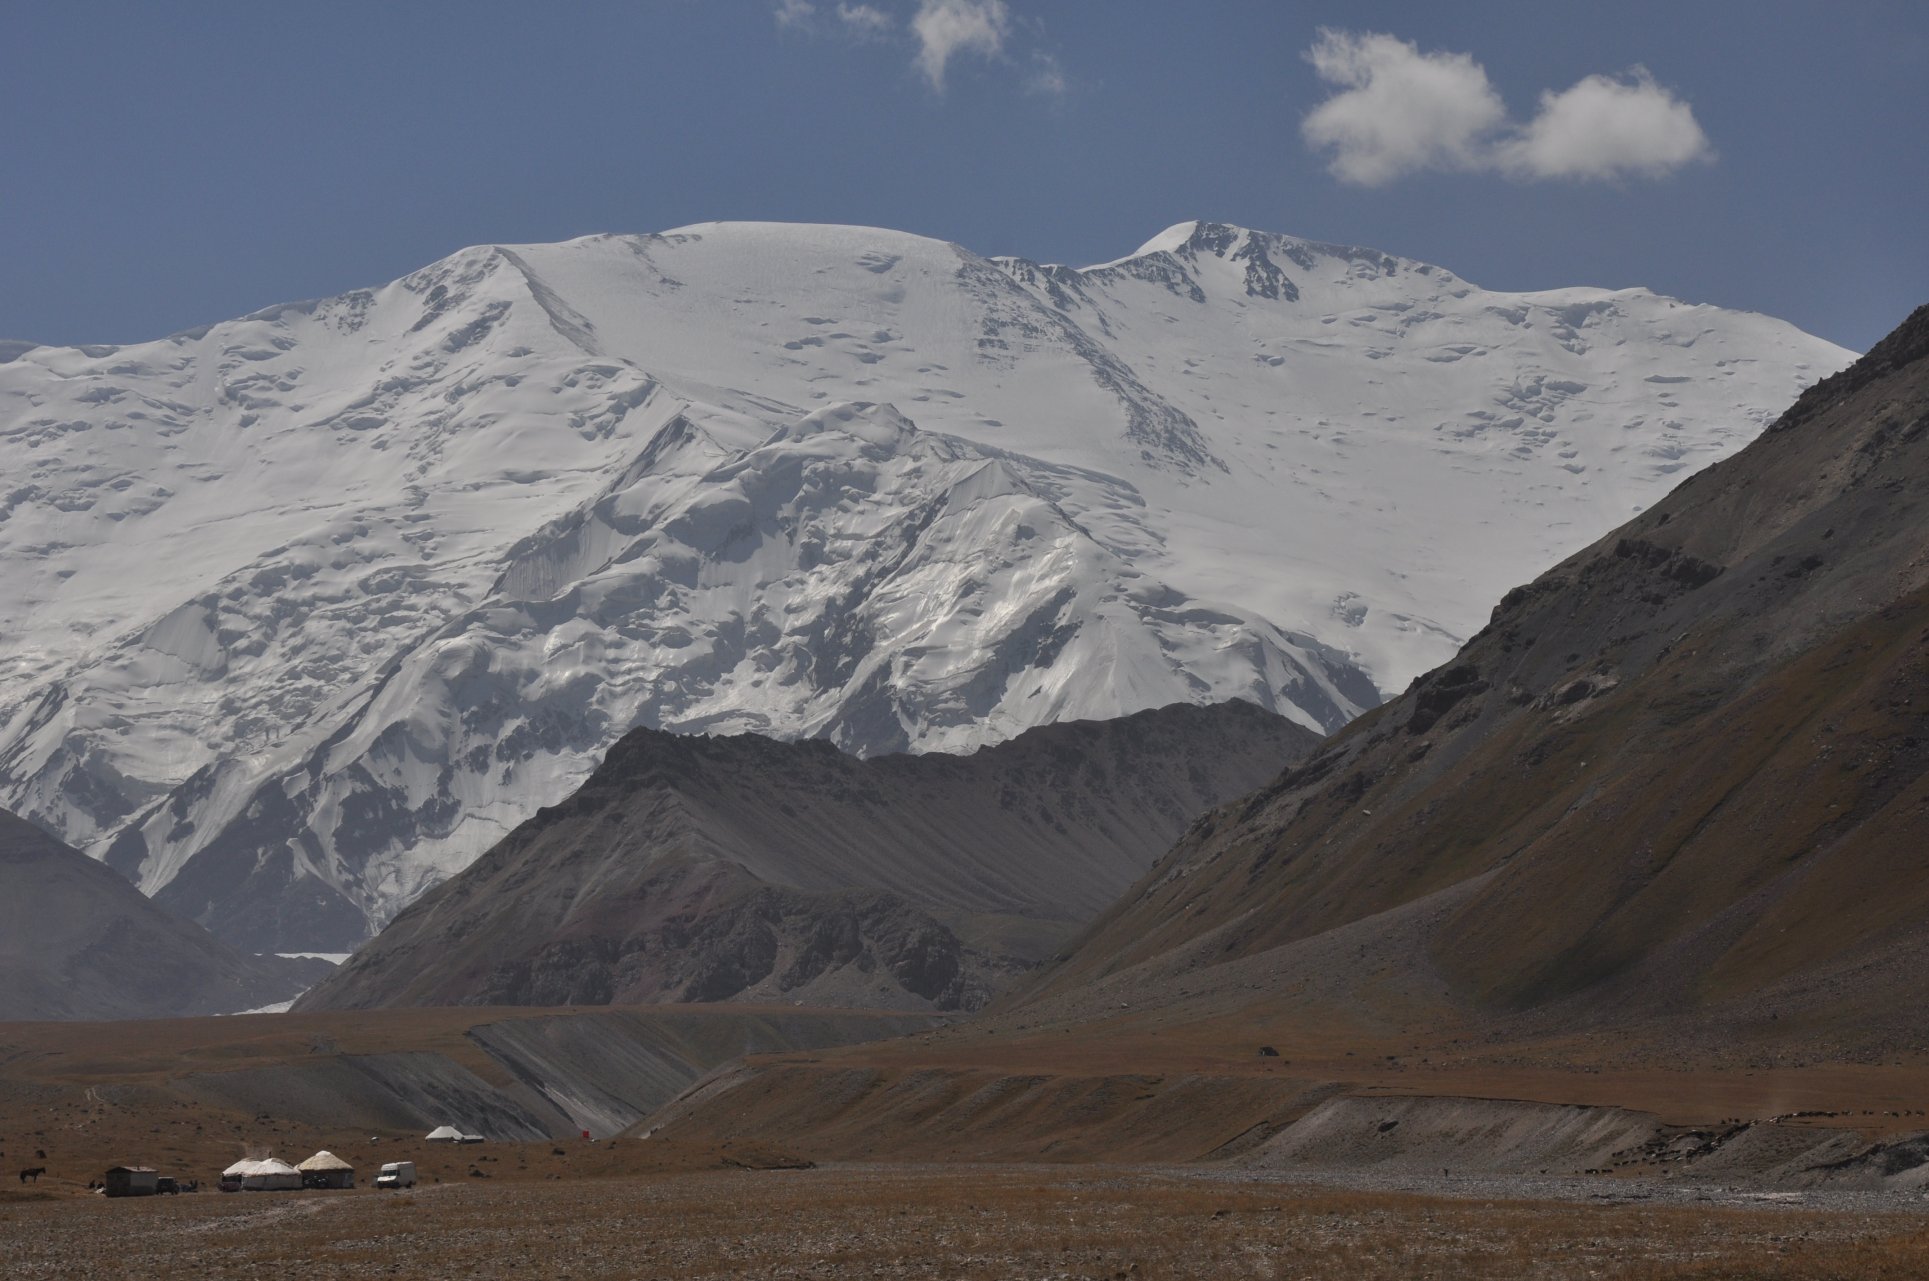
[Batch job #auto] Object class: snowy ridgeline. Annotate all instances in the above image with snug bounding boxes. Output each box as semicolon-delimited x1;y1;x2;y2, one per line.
0;219;1853;949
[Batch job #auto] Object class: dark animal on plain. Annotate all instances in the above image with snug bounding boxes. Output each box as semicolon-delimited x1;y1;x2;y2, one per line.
34;1149;45;1160
19;1167;46;1183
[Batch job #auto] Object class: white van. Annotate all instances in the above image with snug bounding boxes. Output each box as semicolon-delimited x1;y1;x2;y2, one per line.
373;1161;416;1189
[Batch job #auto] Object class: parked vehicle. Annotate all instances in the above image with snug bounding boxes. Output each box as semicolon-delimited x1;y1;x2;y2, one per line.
373;1161;416;1189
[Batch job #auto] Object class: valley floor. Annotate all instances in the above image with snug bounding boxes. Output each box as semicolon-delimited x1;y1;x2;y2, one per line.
7;1004;1929;1277
5;1161;1928;1280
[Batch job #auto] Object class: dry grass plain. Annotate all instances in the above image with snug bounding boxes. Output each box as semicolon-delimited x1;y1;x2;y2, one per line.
5;1162;1929;1281
5;1007;1928;1278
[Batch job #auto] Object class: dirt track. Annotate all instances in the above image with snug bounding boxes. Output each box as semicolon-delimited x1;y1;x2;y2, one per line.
5;1163;1928;1280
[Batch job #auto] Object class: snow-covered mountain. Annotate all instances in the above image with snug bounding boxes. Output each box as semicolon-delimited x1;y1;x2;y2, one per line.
0;220;1852;948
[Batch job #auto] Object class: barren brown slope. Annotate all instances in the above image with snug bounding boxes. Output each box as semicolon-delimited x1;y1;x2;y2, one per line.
300;700;1316;1014
0;809;329;1020
1007;303;1929;1046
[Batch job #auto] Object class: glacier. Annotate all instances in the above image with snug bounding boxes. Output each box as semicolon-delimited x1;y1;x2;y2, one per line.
0;220;1853;948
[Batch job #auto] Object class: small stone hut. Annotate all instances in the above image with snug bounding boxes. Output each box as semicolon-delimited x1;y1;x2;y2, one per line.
104;1166;158;1197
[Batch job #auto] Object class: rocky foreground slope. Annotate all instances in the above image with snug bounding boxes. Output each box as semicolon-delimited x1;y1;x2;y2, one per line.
0;220;1849;950
0;809;328;1020
299;700;1315;1013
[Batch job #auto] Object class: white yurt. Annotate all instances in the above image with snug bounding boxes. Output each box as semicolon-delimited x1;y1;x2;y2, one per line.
221;1157;265;1190
296;1150;355;1189
241;1158;302;1191
425;1125;463;1142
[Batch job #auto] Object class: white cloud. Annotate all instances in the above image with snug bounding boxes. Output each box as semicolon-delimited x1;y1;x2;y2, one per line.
1302;30;1506;186
912;0;1010;92
835;3;895;36
1302;29;1713;186
776;0;1058;98
773;0;816;29
1498;70;1712;180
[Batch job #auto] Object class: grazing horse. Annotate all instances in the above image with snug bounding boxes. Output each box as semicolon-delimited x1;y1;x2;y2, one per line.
19;1167;46;1183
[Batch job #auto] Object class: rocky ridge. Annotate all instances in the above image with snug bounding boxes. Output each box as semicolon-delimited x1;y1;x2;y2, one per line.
298;700;1317;1013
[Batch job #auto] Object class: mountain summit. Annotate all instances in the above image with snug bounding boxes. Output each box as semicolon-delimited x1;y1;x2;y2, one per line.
0;220;1851;949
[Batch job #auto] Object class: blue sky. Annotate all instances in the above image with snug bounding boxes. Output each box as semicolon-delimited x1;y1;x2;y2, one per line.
2;1;1923;350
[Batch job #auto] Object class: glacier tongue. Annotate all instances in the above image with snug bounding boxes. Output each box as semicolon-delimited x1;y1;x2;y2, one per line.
0;219;1854;948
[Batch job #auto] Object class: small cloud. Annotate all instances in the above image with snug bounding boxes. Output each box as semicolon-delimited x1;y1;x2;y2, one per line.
1302;29;1713;186
835;3;895;36
912;0;1010;92
1499;70;1712;180
773;0;816;29
776;0;1058;98
1302;30;1505;186
1026;49;1067;97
